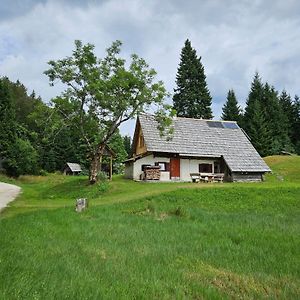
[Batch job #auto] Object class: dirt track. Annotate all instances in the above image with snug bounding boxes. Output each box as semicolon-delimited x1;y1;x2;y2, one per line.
0;182;21;212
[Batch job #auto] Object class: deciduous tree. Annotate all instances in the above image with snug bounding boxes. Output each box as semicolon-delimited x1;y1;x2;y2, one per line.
45;40;172;183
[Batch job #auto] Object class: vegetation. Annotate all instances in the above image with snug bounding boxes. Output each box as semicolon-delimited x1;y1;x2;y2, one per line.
221;89;242;125
45;40;172;183
0;156;299;299
171;39;299;156
173;39;213;119
237;73;299;156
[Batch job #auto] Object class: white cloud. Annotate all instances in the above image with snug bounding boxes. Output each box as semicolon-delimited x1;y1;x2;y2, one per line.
0;0;300;136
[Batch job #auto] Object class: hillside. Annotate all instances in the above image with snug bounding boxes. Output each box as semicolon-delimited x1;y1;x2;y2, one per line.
0;156;299;299
264;155;300;182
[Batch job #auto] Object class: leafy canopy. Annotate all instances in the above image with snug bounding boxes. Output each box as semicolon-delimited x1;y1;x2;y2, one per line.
45;40;172;151
45;40;172;182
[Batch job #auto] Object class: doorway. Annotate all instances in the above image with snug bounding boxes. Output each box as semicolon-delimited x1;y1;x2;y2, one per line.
170;157;180;179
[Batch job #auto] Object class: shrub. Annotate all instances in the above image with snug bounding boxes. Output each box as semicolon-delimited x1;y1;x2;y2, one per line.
3;138;39;177
98;181;109;193
39;169;48;176
97;171;108;182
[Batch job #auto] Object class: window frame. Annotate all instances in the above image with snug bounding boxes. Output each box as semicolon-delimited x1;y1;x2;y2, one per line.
199;163;213;173
155;162;169;172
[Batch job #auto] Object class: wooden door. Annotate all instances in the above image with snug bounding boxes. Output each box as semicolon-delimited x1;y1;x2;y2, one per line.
170;157;180;179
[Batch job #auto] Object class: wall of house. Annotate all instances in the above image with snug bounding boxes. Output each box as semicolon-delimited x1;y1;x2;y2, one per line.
132;154;170;181
124;162;134;179
232;172;263;182
180;158;220;181
126;155;241;182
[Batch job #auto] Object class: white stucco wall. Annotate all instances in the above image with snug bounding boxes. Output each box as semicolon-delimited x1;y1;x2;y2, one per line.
126;154;218;182
132;154;170;181
124;162;133;179
180;158;216;181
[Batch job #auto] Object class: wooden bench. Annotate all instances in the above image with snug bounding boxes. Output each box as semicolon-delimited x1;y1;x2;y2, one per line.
213;173;224;183
190;173;224;183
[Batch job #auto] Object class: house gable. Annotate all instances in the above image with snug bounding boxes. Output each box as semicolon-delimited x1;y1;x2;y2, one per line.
132;119;147;155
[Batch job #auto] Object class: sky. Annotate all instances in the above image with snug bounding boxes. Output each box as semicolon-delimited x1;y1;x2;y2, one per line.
1;0;300;136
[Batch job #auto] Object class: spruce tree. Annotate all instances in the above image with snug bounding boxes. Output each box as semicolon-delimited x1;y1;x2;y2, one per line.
0;78;16;158
279;90;294;144
243;72;264;134
221;89;242;123
262;84;291;153
246;100;271;157
173;39;213;119
292;95;300;153
123;135;132;158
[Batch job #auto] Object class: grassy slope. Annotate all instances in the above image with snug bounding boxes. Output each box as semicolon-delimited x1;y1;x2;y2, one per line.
0;156;299;299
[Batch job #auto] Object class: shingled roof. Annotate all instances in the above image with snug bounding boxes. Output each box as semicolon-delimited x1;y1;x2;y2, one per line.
66;163;82;172
138;114;271;173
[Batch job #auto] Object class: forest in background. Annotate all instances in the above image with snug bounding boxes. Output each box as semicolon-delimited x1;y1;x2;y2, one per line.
0;39;299;178
0;77;131;177
173;39;300;157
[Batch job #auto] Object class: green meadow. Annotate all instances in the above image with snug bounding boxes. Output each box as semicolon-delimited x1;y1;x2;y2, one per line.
0;156;299;299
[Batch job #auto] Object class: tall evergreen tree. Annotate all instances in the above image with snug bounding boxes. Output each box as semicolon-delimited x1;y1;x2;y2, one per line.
292;95;300;153
262;84;291;153
123;135;132;158
243;73;264;133
173;39;213;119
246;100;271;157
279;90;294;143
221;89;242;123
0;78;16;158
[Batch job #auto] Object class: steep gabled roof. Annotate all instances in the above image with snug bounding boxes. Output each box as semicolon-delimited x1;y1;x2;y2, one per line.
138;114;271;173
66;163;82;172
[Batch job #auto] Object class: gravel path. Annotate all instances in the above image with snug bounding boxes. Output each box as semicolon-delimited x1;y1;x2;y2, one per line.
0;182;21;212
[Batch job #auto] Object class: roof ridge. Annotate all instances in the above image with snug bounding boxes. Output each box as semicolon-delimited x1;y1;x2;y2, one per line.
139;113;237;123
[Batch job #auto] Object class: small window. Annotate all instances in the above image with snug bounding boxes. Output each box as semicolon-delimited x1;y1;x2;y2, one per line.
141;164;150;171
155;162;169;172
199;163;212;173
158;162;166;171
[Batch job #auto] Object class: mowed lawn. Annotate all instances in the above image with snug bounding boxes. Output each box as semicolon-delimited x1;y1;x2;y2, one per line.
0;156;299;299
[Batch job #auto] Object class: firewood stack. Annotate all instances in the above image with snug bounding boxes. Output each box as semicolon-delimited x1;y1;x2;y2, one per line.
144;166;160;180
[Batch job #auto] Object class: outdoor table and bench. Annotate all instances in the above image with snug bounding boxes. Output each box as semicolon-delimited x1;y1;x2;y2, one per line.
190;173;224;183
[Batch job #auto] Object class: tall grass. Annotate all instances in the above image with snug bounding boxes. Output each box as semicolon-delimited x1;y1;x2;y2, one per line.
0;156;299;299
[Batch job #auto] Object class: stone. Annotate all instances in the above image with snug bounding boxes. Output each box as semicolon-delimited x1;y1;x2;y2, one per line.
76;198;88;212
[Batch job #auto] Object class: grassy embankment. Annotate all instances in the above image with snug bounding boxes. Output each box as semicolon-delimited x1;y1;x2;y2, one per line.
0;155;299;299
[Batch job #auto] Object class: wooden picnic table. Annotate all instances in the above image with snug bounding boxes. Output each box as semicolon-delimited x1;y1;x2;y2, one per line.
190;173;224;183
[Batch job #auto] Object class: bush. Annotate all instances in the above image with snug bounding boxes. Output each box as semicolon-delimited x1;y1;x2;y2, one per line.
97;171;108;182
39;169;48;176
98;181;109;193
3;138;39;177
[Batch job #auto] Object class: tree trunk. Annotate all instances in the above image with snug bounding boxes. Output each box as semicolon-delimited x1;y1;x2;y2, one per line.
89;154;100;184
89;146;104;184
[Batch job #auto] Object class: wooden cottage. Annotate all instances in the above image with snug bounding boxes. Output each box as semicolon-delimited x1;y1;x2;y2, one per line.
64;163;82;175
124;114;271;182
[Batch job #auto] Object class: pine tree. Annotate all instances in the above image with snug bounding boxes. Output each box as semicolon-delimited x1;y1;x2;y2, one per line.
0;78;16;158
123;135;132;158
247;100;271;157
221;89;242;123
173;39;213;119
262;84;291;153
243;72;264;134
292;95;300;153
279;90;294;143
